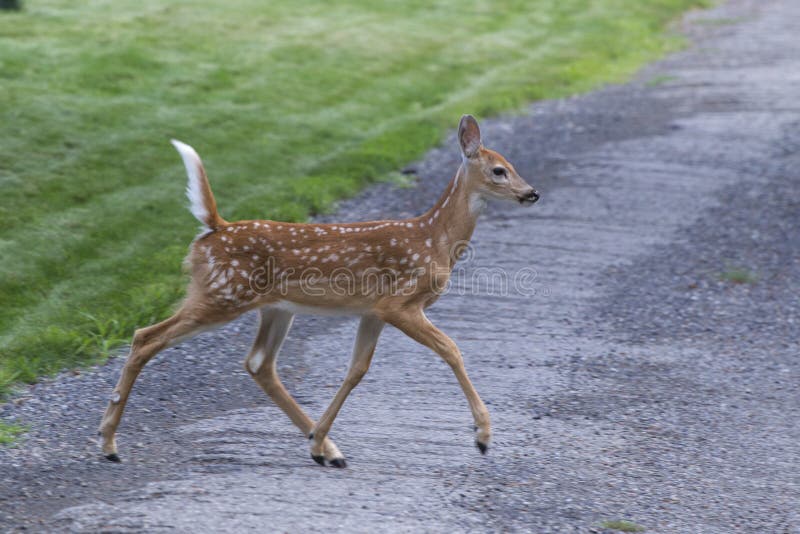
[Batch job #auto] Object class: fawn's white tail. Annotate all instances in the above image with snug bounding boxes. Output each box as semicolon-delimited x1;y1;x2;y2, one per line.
171;139;224;231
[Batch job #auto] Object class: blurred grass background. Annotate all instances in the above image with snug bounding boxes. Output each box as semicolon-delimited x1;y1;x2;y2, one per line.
0;0;708;396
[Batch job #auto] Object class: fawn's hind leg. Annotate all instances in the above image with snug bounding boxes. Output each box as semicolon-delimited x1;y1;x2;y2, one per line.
98;306;213;461
245;307;344;465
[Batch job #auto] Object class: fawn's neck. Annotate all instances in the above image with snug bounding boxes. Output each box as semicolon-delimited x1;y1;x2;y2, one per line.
425;164;484;261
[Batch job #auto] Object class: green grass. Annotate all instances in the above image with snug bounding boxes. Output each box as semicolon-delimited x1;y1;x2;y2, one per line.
0;421;26;445
719;267;757;284
599;520;647;532
646;74;679;86
0;0;709;397
694;16;745;26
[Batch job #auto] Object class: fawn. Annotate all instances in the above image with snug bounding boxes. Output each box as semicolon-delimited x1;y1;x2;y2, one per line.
99;115;539;467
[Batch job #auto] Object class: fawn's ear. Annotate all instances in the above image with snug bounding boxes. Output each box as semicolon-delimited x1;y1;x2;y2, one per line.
458;114;482;159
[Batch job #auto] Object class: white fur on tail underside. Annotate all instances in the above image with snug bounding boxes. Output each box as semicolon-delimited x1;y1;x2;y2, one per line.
170;139;222;231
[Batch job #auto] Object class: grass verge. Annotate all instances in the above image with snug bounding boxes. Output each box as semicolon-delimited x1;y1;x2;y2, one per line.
0;0;709;397
599;520;647;532
0;421;26;445
719;267;757;284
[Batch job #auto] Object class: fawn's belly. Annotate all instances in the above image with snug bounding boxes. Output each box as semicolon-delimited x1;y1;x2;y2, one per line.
268;299;370;317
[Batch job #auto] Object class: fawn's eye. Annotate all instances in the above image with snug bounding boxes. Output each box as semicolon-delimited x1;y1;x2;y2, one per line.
492;167;506;176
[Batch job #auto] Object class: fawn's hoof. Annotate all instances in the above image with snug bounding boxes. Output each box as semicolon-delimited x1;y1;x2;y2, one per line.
329;458;347;469
105;453;122;463
475;440;488;455
311;454;325;466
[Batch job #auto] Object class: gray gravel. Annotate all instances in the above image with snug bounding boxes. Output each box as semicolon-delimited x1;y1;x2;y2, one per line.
2;0;799;532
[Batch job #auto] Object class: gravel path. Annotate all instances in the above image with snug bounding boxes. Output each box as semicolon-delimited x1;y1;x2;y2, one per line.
2;0;799;532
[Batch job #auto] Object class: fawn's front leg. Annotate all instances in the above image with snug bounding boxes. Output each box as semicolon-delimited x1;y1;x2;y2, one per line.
384;307;491;453
308;314;385;467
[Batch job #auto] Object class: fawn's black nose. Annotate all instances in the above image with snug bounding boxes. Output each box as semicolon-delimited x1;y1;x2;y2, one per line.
520;189;540;204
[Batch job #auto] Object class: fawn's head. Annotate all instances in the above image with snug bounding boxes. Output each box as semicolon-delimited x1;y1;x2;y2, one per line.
458;115;539;205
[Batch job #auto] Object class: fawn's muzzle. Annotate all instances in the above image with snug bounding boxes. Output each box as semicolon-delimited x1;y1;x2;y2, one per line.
519;189;540;204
